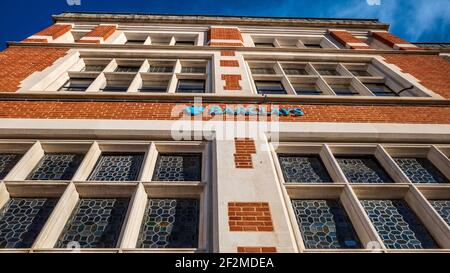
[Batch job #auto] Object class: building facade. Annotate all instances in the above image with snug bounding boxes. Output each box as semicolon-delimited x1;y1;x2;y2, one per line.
0;12;449;253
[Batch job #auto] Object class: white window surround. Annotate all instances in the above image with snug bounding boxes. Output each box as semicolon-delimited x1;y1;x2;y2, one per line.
269;142;450;252
250;35;339;49
0;140;211;253
246;58;442;98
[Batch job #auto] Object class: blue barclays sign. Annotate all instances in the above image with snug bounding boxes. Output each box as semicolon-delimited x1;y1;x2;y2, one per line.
184;106;304;117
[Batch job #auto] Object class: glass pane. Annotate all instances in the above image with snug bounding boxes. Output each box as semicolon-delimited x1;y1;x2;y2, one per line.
126;40;145;45
0;198;57;248
176;80;205;93
175;41;195;46
294;84;322;95
101;85;129;92
278;155;332;183
429;200;450;226
304;44;322;48
336;156;393;183
137;199;199;248
254;43;274;47
82;65;105;72
139;86;167;92
115;66;140;72
331;85;359;96
56;198;129;248
149;66;173;73
394;157;449;184
361;200;437;249
349;70;371;77
251;67;276;75
284;68;308;75
366;83;398;97
27;153;84;181
152;153;202;181
59;79;92;91
88;153;144;181
317;69;339;76
181;67;206;74
291;200;361;249
0;154;22;179
255;81;286;95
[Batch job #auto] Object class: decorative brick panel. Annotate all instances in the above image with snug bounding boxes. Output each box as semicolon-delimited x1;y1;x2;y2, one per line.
79;25;116;43
0;101;449;124
34;24;72;40
228;202;274;232
237;247;277;253
329;30;370;49
0;47;68;92
220;60;240;67
210;42;243;47
221;74;242;90
383;55;450;99
221;51;236;56
372;32;418;50
234;138;256;168
208;28;243;42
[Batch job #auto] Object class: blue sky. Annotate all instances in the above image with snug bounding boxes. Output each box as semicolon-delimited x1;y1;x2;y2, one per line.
0;0;449;50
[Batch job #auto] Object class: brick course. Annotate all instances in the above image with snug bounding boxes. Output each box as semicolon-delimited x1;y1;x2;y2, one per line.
234;138;256;168
220;60;240;67
31;24;72;40
372;32;417;50
0;101;449;124
329;30;370;49
79;25;116;43
383;55;450;99
0;47;68;92
208;28;243;42
237;247;277;253
228;202;274;232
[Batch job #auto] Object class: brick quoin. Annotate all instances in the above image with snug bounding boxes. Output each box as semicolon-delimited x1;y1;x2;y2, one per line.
221;74;242;90
79;25;116;43
228;202;274;232
27;24;72;40
237;247;277;253
234;138;256;168
210;42;244;47
220;60;240;67
329;30;370;49
220;51;236;56
383;55;450;99
0;47;68;92
0;101;450;124
372;32;418;50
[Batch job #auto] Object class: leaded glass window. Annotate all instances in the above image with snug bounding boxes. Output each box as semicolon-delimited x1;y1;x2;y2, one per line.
429;200;450;226
27;153;84;181
361;200;437;249
278;155;332;183
0;154;22;179
336;156;393;183
393;157;449;184
291;200;361;249
88;153;144;181
152;153;202;182
0;198;57;248
137;199;199;248
56;198;129;248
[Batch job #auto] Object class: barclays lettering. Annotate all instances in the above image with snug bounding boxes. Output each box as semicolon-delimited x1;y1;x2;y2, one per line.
184;106;304;117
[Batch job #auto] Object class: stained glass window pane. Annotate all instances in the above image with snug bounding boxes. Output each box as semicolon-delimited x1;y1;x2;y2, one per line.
361;200;437;249
88;153;144;181
336;156;393;183
291;199;361;249
56;198;129;248
152;153;202;182
0;154;22;179
393;157;449;184
0;198;57;248
137;199;199;248
429;200;450;226
27;153;84;181
278;154;332;183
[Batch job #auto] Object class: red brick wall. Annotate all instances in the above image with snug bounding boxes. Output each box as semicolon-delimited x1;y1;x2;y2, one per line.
383;55;450;99
234;138;256;168
0;101;449;124
237;247;277;253
228;202;274;232
210;42;243;47
221;75;242;90
0;47;68;92
221;51;236;56
372;32;417;50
